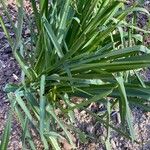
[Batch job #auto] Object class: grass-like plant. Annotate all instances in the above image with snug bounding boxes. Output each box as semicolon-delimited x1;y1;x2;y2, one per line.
0;0;150;149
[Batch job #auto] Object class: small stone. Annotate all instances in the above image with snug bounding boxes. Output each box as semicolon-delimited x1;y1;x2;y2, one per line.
0;32;5;39
111;139;116;149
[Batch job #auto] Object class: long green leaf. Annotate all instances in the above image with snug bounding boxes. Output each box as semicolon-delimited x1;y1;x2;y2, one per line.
42;17;64;58
115;75;135;141
46;105;76;149
0;111;12;150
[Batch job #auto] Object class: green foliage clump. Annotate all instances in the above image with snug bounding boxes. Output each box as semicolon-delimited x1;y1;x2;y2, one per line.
0;0;150;149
